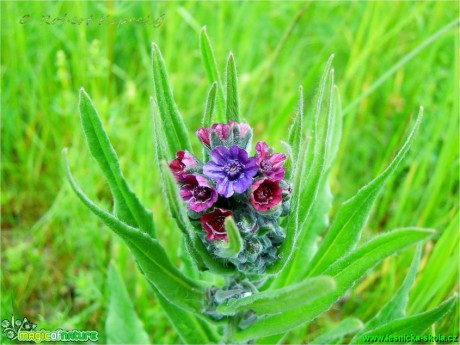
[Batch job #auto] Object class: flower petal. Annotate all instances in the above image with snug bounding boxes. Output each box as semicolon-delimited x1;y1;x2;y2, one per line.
233;176;253;193
210;146;230;165
217;178;234;197
203;161;226;180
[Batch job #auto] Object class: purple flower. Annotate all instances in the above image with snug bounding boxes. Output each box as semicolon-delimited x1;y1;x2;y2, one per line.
169;151;199;181
200;208;233;241
255;141;286;180
179;174;218;212
250;178;283;212
203;145;258;198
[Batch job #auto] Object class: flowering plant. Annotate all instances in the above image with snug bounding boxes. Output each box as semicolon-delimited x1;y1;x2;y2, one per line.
64;29;455;344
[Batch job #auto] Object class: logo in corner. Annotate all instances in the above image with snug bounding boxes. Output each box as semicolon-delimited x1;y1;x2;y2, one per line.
2;316;37;340
1;316;98;343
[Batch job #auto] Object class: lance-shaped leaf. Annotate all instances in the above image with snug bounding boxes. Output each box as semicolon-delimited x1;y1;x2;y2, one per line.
64;150;206;314
353;245;422;339
353;295;457;344
266;58;334;275
217;276;336;316
151;42;192;158
225;53;240;122
79;89;155;237
200;27;225;118
202;82;217;128
311;318;363;345
234;228;434;341
216;217;243;259
106;264;150;344
287;85;304;163
148;282;219;344
201;83;218;160
273;87;343;286
305;107;424;278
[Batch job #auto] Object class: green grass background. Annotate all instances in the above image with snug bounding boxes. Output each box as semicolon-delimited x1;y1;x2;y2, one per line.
1;1;458;343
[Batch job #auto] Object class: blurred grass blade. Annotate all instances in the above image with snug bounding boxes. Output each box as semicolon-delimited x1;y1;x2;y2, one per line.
409;216;459;313
225;53;240;122
64;150;205;314
311;318;363;345
202;82;217;128
151;42;192;158
305;108;423;277
287;85;304;163
200;27;225;118
79;89;155;237
216;217;243;259
235;228;433;341
218;276;336;316
106;264;150;344
355;245;422;338
148;282;219;344
353;295;457;344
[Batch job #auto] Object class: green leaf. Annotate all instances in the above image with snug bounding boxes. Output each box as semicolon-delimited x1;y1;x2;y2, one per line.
79;89;155;237
310;318;363;345
106;264;150;344
267;56;334;275
151;42;192;158
355;245;422;337
202;82;217;128
287;85;304;163
234;228;433;341
354;295;457;344
218;276;336;316
305;107;424;278
148;282;219;344
64;151;206;314
200;26;225;119
225;53;240;122
216;217;243;259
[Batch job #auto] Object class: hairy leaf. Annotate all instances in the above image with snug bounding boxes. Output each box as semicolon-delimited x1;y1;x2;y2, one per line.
64;151;206;314
202;82;217;128
305;108;424;277
267;56;334;275
218;276;336;316
200;27;225;118
151;43;192;158
225;53;240;122
287;85;304;163
79;89;155;237
235;228;433;341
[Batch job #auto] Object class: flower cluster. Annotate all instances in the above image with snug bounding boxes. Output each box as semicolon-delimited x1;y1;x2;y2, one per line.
169;121;290;274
